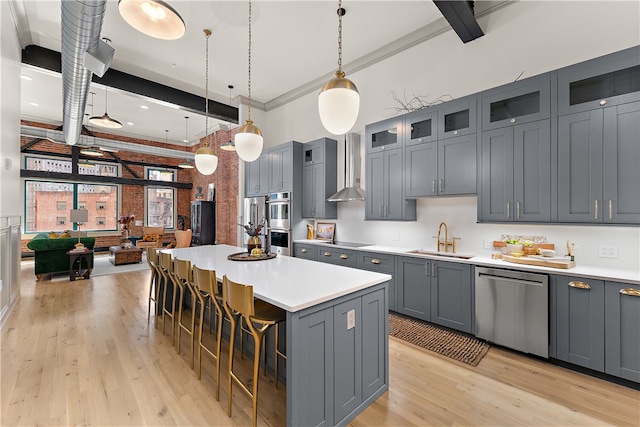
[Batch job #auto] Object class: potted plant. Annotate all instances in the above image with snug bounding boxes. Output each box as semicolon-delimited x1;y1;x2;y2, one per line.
505;238;523;256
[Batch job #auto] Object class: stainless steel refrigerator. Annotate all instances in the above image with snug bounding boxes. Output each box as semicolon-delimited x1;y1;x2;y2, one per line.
243;196;268;249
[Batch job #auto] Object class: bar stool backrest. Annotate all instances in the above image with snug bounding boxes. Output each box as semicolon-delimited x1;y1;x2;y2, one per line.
223;275;255;318
147;247;159;270
173;258;192;283
158;251;173;274
193;265;218;297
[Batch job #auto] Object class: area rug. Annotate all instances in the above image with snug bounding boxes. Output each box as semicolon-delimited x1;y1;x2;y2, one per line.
90;254;150;277
389;312;489;366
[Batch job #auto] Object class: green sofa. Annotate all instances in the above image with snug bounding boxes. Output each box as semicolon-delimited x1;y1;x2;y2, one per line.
27;233;96;281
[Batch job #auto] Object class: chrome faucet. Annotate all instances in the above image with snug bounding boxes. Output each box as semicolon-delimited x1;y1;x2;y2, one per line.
433;222;459;253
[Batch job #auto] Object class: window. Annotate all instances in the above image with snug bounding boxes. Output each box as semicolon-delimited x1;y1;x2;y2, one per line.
145;167;176;229
56;201;67;210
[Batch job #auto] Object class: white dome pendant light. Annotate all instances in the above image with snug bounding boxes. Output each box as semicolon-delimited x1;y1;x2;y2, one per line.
318;1;360;135
234;0;263;163
194;29;219;176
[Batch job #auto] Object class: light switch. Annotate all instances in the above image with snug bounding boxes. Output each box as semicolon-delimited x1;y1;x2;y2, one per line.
347;309;355;330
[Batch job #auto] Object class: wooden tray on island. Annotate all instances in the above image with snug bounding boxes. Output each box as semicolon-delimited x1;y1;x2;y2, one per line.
501;254;575;269
227;251;277;261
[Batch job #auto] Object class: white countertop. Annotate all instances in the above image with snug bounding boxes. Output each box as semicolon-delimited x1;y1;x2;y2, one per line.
293;240;640;284
162;245;392;312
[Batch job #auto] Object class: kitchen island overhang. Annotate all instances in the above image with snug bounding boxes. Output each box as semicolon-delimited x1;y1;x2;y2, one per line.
163;245;391;427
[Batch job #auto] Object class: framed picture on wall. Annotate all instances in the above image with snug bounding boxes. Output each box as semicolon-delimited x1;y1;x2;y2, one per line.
316;222;335;242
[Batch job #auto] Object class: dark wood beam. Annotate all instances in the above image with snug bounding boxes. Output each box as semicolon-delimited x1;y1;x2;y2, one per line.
20;169;193;190
433;0;484;43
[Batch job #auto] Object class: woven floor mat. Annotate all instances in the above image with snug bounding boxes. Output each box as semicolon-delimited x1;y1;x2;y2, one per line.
389;312;489;367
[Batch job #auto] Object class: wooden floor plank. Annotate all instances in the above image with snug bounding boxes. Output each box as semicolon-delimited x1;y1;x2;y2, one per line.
1;261;638;426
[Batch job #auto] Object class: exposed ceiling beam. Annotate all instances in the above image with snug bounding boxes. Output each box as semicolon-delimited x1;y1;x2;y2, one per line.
433;0;485;44
21;44;239;124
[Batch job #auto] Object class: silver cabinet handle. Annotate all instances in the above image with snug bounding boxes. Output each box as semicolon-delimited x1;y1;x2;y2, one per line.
379;206;383;217
510;118;516;124
599;99;607;106
507;202;511;219
594;199;599;220
301;248;307;253
371;259;381;265
516;202;521;219
620;288;640;297
569;281;591;290
424;261;429;276
609;200;613;220
323;252;331;257
431;262;436;277
340;254;348;259
439;179;443;193
453;130;458;135
432;179;436;194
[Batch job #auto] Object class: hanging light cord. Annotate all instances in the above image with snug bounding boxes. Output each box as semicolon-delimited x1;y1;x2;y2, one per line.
204;29;211;148
247;0;253;121
337;0;344;73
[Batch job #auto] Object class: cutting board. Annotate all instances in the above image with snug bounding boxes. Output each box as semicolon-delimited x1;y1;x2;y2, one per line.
501;255;576;269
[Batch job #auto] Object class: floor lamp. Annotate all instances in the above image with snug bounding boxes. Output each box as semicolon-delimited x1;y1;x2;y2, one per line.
70;209;88;250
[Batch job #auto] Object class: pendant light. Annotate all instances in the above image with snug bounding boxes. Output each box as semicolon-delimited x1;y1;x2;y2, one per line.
220;85;236;151
318;1;360;135
194;29;219;176
89;85;122;129
234;0;263;162
178;116;194;169
118;0;185;40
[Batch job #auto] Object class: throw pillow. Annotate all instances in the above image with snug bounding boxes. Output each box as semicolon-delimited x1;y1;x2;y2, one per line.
143;234;161;242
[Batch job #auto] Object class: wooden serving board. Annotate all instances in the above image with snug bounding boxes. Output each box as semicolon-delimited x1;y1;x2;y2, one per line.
501;254;575;269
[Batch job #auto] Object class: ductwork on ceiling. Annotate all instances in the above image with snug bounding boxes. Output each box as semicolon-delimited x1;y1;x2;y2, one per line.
21;125;196;161
327;133;366;202
61;0;108;146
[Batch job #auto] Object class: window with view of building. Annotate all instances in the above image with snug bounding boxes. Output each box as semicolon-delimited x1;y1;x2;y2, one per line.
145;168;176;229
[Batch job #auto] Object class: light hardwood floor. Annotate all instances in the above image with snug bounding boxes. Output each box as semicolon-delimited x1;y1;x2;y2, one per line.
2;262;638;426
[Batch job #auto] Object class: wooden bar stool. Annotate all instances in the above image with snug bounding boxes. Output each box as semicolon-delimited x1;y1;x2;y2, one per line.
146;247;161;325
173;258;197;368
222;275;286;427
158;251;177;344
193;265;223;400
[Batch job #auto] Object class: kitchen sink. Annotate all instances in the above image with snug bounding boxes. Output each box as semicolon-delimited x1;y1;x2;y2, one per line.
406;250;474;260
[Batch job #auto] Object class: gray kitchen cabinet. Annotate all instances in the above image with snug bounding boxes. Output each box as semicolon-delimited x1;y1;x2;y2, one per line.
605;281;640;383
269;143;293;192
395;256;431;321
480;119;551;222
430;261;472;333
293;242;317;261
365;148;416;220
245;151;270;196
317;246;358;268
555;275;605;372
365;116;404;154
558;45;640;116
558;102;640;224
438;95;477;140
302;138;337;219
481;73;552;131
405;139;437;197
357;251;396;312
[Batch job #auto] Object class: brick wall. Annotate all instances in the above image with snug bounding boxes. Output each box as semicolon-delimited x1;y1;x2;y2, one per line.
21;121;239;251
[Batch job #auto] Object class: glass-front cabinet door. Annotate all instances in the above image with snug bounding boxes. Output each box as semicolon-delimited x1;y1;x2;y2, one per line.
365;116;404;154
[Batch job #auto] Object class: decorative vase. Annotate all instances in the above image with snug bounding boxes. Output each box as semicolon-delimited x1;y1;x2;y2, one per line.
247;235;261;253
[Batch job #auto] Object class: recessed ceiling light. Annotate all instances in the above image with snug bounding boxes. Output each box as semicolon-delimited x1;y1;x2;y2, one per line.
21;75;32;81
127;122;134;126
183;139;188;143
30;102;39;107
140;105;149;110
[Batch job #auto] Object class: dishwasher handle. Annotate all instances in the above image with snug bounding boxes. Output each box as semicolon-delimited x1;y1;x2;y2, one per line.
477;272;545;287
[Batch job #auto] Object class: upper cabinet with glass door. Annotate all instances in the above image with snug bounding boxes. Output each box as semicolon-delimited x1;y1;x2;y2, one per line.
365;116;404;154
558;46;640;116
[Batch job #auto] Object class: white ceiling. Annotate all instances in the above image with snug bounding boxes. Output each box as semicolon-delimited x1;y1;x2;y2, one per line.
13;0;497;146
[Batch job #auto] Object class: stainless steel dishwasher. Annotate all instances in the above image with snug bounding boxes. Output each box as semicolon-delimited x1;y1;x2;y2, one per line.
475;267;549;358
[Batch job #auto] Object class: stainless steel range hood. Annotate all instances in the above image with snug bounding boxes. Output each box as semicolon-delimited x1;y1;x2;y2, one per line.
327;133;366;202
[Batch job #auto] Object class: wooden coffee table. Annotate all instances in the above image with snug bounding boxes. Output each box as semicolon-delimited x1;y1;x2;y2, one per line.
109;246;143;265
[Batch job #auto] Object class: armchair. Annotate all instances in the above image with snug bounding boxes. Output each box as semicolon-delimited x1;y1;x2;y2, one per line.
173;229;192;248
136;226;165;249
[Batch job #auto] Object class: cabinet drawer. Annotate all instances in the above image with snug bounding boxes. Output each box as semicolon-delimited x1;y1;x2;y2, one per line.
317;247;358;268
293;243;317;261
357;252;394;274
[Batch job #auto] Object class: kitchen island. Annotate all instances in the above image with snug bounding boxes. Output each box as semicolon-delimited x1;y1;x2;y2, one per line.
164;244;392;427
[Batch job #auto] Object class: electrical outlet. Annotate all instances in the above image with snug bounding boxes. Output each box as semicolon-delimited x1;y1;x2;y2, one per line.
483;239;494;250
599;245;618;258
347;309;355;330
391;232;399;241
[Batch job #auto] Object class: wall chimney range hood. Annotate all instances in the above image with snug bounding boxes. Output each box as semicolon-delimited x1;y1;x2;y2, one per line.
327;133;365;202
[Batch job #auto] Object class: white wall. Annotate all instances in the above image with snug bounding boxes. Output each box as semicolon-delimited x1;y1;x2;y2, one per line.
263;1;640;275
0;0;22;218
